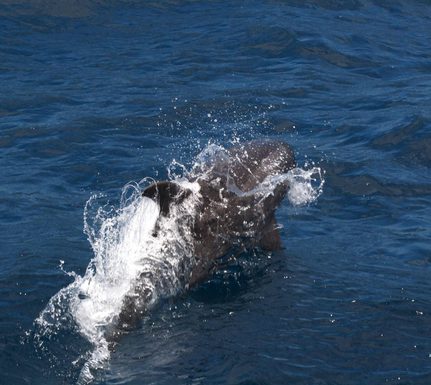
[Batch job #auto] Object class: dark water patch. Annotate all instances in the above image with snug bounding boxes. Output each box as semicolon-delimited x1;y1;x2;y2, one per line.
403;136;431;168
371;116;431;168
297;42;374;69
269;87;308;100
324;161;431;198
270;119;300;133
243;26;297;59
371;0;404;14
407;256;431;267
372;116;427;148
190;250;274;304
0;125;50;147
0;0;93;18
327;171;431;197
271;0;363;11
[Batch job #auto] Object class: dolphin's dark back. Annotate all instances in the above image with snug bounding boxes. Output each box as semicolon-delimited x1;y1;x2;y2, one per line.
187;140;295;285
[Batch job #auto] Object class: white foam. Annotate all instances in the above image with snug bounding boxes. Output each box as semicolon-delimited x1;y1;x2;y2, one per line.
286;167;325;206
35;185;179;383
76;195;160;329
190;143;324;206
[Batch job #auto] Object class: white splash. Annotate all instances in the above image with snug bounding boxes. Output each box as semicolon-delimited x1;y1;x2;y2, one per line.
286;167;325;206
35;182;199;384
189;143;324;206
73;192;161;383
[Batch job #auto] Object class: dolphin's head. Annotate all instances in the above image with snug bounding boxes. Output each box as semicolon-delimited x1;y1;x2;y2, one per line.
142;181;191;217
142;140;295;217
227;140;295;192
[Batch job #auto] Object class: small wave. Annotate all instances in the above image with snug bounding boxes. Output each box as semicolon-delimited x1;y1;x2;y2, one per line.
33;141;324;383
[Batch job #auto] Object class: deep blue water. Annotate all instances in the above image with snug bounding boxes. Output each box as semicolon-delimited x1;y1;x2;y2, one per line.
1;1;431;384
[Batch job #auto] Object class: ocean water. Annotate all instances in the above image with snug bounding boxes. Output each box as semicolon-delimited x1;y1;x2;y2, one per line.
1;1;431;384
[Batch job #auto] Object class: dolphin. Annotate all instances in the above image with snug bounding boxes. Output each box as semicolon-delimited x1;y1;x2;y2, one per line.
116;140;295;331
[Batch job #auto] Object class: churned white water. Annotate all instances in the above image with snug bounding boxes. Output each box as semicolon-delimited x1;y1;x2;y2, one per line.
35;177;202;383
74;191;162;382
189;143;324;206
35;185;166;383
33;143;324;384
287;167;325;206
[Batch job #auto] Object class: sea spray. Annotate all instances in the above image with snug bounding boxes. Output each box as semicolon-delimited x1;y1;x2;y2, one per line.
34;181;200;383
287;167;325;206
73;193;161;383
188;143;324;206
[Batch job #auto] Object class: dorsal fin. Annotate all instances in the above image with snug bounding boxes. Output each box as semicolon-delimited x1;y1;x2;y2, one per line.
142;181;190;216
